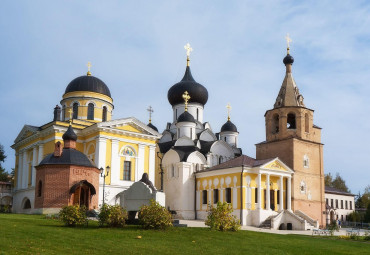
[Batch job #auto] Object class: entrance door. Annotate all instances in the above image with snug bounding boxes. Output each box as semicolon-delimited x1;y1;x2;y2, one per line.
72;185;90;209
270;190;275;210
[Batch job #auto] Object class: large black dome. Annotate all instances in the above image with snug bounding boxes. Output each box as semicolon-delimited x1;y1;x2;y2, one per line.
65;75;111;97
221;120;238;132
167;66;208;106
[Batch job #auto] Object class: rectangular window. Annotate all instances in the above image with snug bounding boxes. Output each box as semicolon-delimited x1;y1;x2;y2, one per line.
335;199;338;209
277;190;280;204
350;201;352;210
202;190;207;205
255;188;258;204
345;201;348;209
341;200;343;209
341;215;343;221
171;166;175;177
213;189;219;204
123;161;131;181
225;188;231;203
326;198;328;205
331;199;333;208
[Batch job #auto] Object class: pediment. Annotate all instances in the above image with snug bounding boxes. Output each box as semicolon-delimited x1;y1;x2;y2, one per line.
14;125;40;144
261;159;293;173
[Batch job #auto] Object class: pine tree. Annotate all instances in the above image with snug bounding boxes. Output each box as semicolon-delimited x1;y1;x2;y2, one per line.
0;144;9;182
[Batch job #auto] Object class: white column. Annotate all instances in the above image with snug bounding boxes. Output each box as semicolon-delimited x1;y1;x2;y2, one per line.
220;188;224;203
148;145;156;183
17;152;23;190
287;176;292;211
257;173;261;209
137;144;145;181
279;176;284;211
233;187;238;209
196;190;200;210
37;144;44;164
32;146;37;186
110;139;119;184
266;174;270;210
95;137;107;169
22;151;28;189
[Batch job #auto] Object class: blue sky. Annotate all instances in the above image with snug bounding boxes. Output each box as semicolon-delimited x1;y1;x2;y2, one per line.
1;1;369;194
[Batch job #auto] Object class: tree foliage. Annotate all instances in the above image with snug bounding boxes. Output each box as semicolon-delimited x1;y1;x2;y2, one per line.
0;144;9;182
324;172;349;192
205;202;241;231
356;185;370;209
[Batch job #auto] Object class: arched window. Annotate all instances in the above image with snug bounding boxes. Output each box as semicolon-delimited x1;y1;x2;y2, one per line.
287;113;296;129
305;113;309;133
87;103;94;120
23;198;31;209
62;105;66;121
102;106;107;122
37;180;42;197
218;156;222;164
272;114;279;134
196;108;199;120
73;103;78;119
303;155;309;168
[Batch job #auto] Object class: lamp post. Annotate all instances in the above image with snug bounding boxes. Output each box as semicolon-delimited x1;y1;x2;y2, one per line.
157;152;164;191
100;166;110;206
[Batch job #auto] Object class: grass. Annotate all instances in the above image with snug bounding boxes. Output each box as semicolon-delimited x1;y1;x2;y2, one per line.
0;214;368;255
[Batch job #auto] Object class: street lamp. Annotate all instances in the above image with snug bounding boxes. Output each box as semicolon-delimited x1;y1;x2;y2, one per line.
100;166;110;206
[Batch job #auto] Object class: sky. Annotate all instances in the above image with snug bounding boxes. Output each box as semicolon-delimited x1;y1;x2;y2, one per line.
0;0;369;194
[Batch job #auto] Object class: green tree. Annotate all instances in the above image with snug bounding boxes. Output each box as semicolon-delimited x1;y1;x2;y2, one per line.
357;185;370;209
324;172;349;192
0;144;9;182
364;203;370;223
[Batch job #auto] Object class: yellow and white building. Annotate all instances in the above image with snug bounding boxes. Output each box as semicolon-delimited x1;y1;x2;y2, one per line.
12;68;160;213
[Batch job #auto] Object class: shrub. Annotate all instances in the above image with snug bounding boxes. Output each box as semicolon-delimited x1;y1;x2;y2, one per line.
59;205;87;227
98;204;128;228
327;220;339;236
138;200;172;230
205;202;241;231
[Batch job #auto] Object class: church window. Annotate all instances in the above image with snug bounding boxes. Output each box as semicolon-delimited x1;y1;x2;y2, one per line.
123;161;131;181
202;190;208;205
305;113;309;133
272;114;279;133
196;108;199;120
73;103;78;119
350;201;352;210
213;189;219;204
331;199;333;208
171;165;175;177
300;181;306;194
255;188;258;204
287;113;296;129
23;198;31;209
303;155;309;168
37;180;42;197
225;188;231;203
341;200;343;209
102;106;107;122
87;103;94;120
335;199;338;209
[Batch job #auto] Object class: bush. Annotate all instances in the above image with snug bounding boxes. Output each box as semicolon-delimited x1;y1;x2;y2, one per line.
327;220;339;236
98;204;128;228
138;200;172;230
205;202;241;231
59;205;87;227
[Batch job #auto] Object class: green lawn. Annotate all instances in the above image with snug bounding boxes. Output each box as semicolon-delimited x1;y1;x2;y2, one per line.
0;214;368;255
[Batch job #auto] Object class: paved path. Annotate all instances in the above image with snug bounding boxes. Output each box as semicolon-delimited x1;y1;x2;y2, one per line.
179;220;361;236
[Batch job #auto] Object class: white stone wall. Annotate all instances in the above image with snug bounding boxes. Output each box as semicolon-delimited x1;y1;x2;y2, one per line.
325;193;355;222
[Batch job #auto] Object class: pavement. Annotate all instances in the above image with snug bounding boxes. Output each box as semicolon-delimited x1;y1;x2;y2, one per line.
178;220;367;236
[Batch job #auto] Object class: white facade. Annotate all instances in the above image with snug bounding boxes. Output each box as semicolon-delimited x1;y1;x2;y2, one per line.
325;189;355;224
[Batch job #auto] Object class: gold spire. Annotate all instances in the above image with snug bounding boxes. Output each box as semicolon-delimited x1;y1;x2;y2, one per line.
226;103;231;121
182;91;191;111
68;108;73;125
184;43;193;67
87;62;92;76
147;106;154;123
285;33;292;54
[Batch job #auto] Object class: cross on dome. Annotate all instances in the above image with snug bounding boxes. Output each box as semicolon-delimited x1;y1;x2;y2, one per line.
87;62;92;76
184;43;193;66
285;33;292;54
68;108;73;124
147;106;154;123
182;91;191;111
226;103;232;121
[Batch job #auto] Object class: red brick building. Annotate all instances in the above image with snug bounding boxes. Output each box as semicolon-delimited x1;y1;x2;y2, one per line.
34;125;100;214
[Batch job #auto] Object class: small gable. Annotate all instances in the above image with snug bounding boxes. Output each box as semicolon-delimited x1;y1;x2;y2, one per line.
116;124;141;133
263;160;289;171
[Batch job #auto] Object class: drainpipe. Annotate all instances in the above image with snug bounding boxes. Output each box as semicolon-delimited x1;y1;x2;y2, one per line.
240;165;245;225
194;173;197;220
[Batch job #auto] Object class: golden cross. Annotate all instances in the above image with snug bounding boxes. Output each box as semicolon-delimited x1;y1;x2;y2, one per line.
285;33;292;53
182;91;191;111
184;43;193;66
147;106;154;123
87;61;92;76
68;108;73;124
226;103;231;121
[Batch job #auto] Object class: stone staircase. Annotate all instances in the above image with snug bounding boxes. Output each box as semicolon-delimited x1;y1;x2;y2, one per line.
259;216;272;229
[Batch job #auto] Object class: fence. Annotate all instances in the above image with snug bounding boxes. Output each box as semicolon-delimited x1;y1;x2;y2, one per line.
340;221;370;229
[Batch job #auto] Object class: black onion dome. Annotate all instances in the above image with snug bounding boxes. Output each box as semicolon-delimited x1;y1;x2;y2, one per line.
221;120;238;132
177;111;196;123
147;123;158;132
283;54;294;65
65;75;111;97
62;125;77;141
167;66;208;106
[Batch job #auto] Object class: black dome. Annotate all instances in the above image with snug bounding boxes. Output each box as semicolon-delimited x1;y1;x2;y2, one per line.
177;111;196;123
221;120;238;132
62;125;77;141
167;66;208;106
65;75;111;97
283;54;294;65
147;122;158;132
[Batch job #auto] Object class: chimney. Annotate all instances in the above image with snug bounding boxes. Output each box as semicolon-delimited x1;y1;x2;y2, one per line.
54;105;61;121
54;141;63;157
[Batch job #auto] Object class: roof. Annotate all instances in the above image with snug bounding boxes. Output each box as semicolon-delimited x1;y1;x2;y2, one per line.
38;148;97;168
172;146;199;162
177;111;196;123
220;120;238;132
147;122;158;132
199;155;274;172
167;66;208;106
62;125;77;141
325;186;355;196
65;75;111;97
